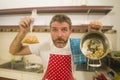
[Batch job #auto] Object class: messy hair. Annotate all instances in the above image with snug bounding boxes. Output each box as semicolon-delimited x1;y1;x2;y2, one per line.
50;14;72;29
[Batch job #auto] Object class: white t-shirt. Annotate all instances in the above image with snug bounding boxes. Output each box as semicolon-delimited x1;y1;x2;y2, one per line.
29;39;73;72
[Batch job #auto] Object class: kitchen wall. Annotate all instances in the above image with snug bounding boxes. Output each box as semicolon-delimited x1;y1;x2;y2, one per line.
0;0;120;63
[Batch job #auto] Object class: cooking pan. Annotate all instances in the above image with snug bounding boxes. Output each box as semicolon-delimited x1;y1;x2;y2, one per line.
80;31;110;67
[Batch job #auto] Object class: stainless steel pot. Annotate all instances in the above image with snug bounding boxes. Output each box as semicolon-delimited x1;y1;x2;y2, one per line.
80;31;110;67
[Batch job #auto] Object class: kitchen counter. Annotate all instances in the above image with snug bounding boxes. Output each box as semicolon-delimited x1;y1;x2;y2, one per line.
0;60;95;80
0;67;113;80
0;59;116;80
0;67;97;80
0;68;43;80
0;60;42;80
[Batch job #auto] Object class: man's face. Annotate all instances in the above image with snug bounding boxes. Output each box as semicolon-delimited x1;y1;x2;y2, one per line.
50;21;71;48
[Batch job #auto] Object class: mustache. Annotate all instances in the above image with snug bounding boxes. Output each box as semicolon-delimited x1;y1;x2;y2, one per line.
55;37;65;42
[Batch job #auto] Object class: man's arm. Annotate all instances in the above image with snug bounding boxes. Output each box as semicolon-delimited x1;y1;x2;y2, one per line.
9;17;34;55
9;31;31;55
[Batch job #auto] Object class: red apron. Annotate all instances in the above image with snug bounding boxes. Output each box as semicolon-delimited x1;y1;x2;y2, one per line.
42;54;74;80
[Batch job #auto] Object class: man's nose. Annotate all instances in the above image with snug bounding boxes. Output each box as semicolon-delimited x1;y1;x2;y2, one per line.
58;31;62;37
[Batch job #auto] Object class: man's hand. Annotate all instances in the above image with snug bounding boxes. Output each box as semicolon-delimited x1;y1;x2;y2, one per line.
88;21;103;32
19;17;34;34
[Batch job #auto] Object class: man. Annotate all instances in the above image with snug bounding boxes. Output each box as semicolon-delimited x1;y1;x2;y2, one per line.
9;14;74;80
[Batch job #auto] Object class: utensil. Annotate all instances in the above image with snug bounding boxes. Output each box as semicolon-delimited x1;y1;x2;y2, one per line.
80;31;110;67
22;9;39;44
30;9;37;33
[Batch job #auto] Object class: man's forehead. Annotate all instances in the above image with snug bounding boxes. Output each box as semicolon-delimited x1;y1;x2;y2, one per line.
51;22;69;28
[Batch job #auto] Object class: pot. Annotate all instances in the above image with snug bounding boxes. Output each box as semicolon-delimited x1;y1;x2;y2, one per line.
80;31;110;67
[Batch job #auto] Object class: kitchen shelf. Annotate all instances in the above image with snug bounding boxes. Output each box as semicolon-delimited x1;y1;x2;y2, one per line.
0;77;15;80
0;6;113;15
0;25;114;33
0;6;114;33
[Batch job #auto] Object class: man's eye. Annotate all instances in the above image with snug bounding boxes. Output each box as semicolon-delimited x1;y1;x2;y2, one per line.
52;29;58;32
62;28;67;32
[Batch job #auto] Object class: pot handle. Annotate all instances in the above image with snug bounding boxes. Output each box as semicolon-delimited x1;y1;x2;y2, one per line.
87;59;102;67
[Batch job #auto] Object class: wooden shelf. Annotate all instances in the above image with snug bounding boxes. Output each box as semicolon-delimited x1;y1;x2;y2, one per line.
0;25;113;33
0;77;15;80
0;6;114;33
0;6;113;15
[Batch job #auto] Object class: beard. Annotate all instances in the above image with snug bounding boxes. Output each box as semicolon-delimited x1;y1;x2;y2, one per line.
53;37;68;48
